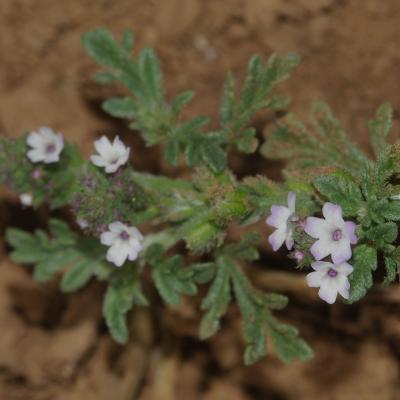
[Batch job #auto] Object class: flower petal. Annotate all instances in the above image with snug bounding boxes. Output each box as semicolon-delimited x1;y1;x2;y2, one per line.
100;231;118;246
268;228;286;251
318;279;338;304
331;240;352;264
105;163;120;174
56;133;64;151
304;217;328;239
322;203;344;225
334;261;353;276
344;221;357;244
310;238;333;261
43;152;61;164
106;242;128;267
266;205;291;229
128;248;140;261
109;221;126;233
27;149;45;163
306;270;325;287
127;226;143;240
285;230;294;250
336;275;350;299
310;260;333;272
39;126;56;140
90;154;108;167
26;132;43;148
94;136;112;157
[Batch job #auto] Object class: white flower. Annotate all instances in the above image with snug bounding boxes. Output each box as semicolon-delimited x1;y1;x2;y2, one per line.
77;218;89;229
90;136;130;174
266;192;297;251
306;260;353;304
100;221;143;267
20;193;33;206
26;127;64;164
305;202;357;264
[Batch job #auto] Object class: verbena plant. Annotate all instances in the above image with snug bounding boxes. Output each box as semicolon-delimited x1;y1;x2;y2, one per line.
2;28;399;365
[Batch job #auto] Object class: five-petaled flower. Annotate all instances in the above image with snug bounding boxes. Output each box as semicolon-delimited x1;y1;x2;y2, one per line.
90;136;130;174
266;192;298;251
306;260;353;304
305;202;357;264
100;221;143;267
26;127;64;164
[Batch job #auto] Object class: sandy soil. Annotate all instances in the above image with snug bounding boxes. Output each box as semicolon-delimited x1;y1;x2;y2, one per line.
1;0;400;399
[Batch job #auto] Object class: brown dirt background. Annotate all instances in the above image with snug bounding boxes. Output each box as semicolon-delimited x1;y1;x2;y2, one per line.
1;0;400;399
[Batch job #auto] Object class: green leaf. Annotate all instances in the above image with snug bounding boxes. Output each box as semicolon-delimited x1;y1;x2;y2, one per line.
383;256;398;285
201;141;227;174
149;251;199;305
153;256;193;305
348;245;377;303
267;316;313;363
314;174;363;216
103;266;148;344
220;72;236;126
102;97;136;119
6;228;37;250
236;127;258;154
369;102;392;158
191;262;216;284
165;139;180;165
222;232;260;261
120;29;134;53
83;28;122;69
61;258;98;292
93;71;117;83
138;47;164;104
231;263;267;365
199;256;232;339
33;249;77;282
264;293;289;310
381;201;400;221
6;222;104;290
365;222;398;245
171;91;195;116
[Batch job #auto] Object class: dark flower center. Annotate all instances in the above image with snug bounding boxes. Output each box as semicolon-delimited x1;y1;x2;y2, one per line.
332;229;342;241
328;268;338;278
46;143;57;154
120;231;130;241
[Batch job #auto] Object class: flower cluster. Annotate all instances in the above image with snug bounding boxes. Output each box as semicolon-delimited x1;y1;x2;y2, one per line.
266;194;357;304
23;129;143;268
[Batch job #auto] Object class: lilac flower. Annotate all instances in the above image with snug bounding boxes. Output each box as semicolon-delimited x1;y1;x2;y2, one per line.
76;218;89;229
90;136;130;174
26;127;64;164
100;221;143;267
266;192;297;251
306;260;353;304
305;203;357;264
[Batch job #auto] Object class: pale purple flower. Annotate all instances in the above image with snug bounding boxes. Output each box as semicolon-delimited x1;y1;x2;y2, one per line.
77;218;89;229
20;193;33;207
26;127;64;164
305;203;357;264
266;192;297;251
306;260;353;304
100;221;143;267
90;136;130;174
